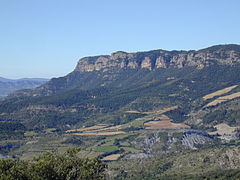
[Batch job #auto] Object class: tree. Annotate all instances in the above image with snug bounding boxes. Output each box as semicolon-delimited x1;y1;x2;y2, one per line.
0;148;107;180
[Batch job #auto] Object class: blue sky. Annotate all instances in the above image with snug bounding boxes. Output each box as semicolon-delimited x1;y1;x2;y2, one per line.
0;0;240;79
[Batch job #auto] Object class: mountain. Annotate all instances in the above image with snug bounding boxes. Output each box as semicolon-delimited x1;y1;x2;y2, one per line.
0;77;48;98
1;44;240;129
10;44;240;97
0;45;240;170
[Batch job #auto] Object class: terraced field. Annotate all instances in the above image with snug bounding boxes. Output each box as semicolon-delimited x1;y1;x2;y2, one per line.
144;115;190;130
203;85;238;100
65;124;108;133
64;106;186;160
126;106;178;115
101;154;123;161
66;106;181;136
204;91;240;108
71;131;126;136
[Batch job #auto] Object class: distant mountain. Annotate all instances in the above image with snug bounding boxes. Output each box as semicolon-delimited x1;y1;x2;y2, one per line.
0;77;48;98
0;77;20;83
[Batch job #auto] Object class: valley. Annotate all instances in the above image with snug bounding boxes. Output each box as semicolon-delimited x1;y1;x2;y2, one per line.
0;44;240;178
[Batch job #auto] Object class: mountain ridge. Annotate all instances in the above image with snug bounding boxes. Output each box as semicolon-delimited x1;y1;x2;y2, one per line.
1;44;240;131
75;44;240;72
8;44;240;98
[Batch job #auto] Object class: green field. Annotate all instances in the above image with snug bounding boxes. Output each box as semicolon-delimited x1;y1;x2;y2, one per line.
94;145;118;153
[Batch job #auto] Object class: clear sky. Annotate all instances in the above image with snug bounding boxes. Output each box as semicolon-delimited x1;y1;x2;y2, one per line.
0;0;240;79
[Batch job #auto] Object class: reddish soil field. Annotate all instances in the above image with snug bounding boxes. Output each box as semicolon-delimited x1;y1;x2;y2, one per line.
145;120;190;130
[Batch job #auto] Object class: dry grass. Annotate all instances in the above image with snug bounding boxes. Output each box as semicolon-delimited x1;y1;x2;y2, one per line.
144;115;190;130
204;91;240;108
203;85;238;100
65;124;108;133
155;115;171;121
66;106;179;136
145;121;190;130
71;131;126;136
101;154;123;161
126;106;178;115
208;123;238;136
154;106;178;114
89;125;124;132
135;117;153;121
125;110;144;114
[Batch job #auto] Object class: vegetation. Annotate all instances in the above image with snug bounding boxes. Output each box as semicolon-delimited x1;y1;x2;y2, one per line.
0;148;106;180
109;146;240;180
1;63;240;130
1;45;240;179
94;146;118;153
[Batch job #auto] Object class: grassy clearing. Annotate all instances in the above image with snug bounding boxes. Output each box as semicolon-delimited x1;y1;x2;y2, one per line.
144;119;190;130
101;154;123;161
65;106;178;137
120;142;131;146
135;117;153;121
65;124;108;133
94;145;118;152
126;106;178;115
125;110;146;114
127;120;145;128
122;147;142;153
89;125;124;132
115;110;177;131
102;134;132;145
94;134;132;147
208;123;238;136
156;115;171;120
44;128;57;133
71;131;126;136
24;131;37;137
203;85;238;100
77;150;103;159
204;91;240;108
17;135;74;160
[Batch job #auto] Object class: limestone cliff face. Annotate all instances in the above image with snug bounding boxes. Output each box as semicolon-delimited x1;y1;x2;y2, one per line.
74;45;240;73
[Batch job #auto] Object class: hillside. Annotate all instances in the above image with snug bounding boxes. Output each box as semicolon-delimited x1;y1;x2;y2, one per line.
0;45;239;176
1;45;240;129
9;44;240;97
109;146;240;179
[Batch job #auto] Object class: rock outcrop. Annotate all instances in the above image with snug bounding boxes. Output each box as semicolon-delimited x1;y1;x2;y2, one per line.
74;44;240;72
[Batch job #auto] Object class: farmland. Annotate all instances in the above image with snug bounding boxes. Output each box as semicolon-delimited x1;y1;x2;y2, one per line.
204;91;240;108
65;124;108;133
126;106;178;115
144;120;190;130
203;85;238;100
71;131;126;136
208;123;238;136
101;154;123;161
62;106;192;161
66;106;182;137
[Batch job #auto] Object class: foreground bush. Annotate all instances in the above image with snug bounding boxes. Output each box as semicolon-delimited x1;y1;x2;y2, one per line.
0;148;106;180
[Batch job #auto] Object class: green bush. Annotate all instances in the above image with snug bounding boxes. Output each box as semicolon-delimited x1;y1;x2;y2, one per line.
0;148;106;180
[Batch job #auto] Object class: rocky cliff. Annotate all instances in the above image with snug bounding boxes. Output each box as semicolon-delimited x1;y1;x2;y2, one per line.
74;44;240;72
